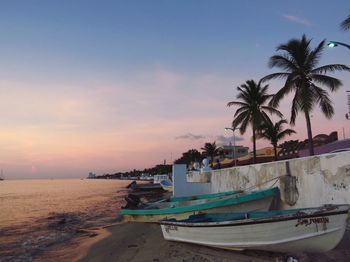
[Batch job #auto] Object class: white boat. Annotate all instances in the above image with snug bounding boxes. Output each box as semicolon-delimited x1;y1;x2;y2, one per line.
160;179;173;192
160;204;349;253
153;174;170;184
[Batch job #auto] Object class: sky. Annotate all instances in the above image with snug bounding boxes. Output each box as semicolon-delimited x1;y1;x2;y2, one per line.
0;0;350;179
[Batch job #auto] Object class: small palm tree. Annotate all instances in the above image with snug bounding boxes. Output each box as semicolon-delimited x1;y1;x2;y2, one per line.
261;35;350;156
227;80;282;163
201;142;219;167
340;14;350;31
257;118;296;161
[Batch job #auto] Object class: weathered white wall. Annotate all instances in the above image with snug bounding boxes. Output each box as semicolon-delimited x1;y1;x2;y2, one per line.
172;164;211;197
187;151;350;209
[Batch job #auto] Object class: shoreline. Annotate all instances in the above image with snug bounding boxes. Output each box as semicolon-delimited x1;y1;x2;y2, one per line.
3;179;349;262
0;180;132;262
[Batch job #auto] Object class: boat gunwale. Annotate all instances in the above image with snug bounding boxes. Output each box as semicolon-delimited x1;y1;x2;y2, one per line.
120;187;279;215
159;205;349;227
170;190;242;202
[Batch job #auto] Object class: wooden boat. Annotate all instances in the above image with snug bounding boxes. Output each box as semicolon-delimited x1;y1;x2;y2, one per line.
120;187;279;222
160;179;173;192
160;204;349;253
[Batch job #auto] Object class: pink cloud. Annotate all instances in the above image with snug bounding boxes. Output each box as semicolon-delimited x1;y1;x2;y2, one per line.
282;14;312;26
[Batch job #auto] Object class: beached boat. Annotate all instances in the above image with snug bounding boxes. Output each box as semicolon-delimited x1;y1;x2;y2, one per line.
160;204;349;253
160;179;173;192
120;187;279;222
170;190;242;202
128;181;163;191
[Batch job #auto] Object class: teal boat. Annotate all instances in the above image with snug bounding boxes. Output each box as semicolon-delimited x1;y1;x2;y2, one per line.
120;187;279;222
170;190;242;202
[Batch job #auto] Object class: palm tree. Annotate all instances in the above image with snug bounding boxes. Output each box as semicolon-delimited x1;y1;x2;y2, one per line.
227;80;282;163
201;142;219;167
340;14;350;31
261;35;350;156
257;118;296;161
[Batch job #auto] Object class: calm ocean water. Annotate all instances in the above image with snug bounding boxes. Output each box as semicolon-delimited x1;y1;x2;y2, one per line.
0;179;131;261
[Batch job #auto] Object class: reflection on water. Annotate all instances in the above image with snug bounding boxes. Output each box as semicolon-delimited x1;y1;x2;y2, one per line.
0;179;130;226
0;179;131;261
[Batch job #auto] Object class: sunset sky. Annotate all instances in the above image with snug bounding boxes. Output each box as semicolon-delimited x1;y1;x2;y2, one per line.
1;1;350;178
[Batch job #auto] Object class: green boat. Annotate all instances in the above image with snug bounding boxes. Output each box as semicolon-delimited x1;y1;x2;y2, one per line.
120;187;279;222
170;190;242;202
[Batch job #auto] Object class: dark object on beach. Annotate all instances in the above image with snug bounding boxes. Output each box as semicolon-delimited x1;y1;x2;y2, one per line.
58;218;66;225
130;182;163;191
126;181;137;189
124;194;141;208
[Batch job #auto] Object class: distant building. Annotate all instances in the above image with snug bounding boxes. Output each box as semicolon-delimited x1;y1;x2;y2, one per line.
218;144;249;159
87;172;96;179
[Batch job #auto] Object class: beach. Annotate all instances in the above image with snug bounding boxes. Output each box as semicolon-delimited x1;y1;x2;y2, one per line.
77;221;350;262
2;179;350;262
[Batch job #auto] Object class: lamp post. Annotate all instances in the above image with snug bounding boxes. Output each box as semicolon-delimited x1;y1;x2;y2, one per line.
327;41;350;50
225;127;239;166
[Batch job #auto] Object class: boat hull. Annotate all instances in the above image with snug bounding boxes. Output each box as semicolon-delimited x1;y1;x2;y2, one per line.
160;180;173;192
160;205;349;253
122;195;274;222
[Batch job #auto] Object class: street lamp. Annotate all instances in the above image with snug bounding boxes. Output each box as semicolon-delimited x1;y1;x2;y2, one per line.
327;41;350;50
225;127;239;166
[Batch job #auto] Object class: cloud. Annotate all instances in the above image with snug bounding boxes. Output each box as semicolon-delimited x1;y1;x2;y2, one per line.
175;133;205;140
282;14;312;26
215;135;244;145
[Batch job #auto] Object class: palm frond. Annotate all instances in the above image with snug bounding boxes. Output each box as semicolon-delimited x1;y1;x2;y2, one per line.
269;81;295;108
311;74;342;92
232;111;250;131
306;40;325;69
260;72;290;83
277;129;296;140
312;64;350;74
312;84;334;118
260;106;284;118
237;113;250;135
341;15;350;31
234;106;249;117
268;54;297;71
290;90;301;125
227;101;248;107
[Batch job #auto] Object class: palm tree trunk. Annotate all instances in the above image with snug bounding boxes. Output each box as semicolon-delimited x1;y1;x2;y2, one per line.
273;144;278;161
252;125;257;164
305;111;314;156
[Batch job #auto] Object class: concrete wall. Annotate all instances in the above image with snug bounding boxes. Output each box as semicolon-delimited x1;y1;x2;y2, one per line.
172;164;211;197
187;151;350;209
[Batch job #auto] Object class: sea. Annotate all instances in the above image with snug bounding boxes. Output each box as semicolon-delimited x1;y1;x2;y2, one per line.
0;179;131;262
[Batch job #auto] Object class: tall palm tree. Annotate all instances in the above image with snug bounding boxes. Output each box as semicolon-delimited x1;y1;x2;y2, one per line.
201;142;219;167
261;35;350;156
227;80;282;163
257;118;296;161
340;14;350;31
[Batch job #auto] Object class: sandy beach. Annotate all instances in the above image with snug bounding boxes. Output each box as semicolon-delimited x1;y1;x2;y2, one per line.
74;221;350;262
3;179;349;262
